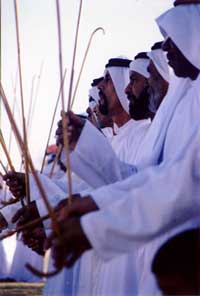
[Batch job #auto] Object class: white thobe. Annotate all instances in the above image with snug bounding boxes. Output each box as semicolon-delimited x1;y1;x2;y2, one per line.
0;241;8;279
80;124;200;250
71;118;150;296
70;119;150;189
80;77;200;294
110;119;150;164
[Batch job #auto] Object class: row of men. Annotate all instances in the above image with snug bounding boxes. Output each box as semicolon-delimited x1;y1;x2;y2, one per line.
0;0;200;295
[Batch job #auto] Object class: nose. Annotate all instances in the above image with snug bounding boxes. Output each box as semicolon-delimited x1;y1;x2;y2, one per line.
125;82;131;95
98;78;105;91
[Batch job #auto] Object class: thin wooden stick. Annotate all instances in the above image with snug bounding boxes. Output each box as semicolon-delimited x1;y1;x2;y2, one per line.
0;130;15;171
26;75;36;135
8;71;19;168
0;83;62;278
55;0;74;202
28;61;44;137
40;69;67;174
67;0;83;111
49;144;62;178
13;0;30;205
71;27;105;109
0;83;60;236
0;213;49;240
0;160;7;174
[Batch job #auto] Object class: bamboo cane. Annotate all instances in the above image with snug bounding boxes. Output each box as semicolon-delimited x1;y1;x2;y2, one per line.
28;61;44;138
0;83;60;236
26;75;36;136
55;0;75;203
0;160;7;174
13;0;30;205
0;213;49;240
49;145;62;178
0;130;15;171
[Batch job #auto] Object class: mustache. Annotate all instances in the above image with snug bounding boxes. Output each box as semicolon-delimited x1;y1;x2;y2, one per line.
129;86;150;120
126;92;137;103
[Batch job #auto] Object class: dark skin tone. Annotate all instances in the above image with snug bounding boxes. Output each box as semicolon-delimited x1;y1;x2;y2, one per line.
3;172;94;259
125;71;150;120
98;72;130;127
45;196;98;268
56;111;85;150
162;37;199;80
156;274;199;296
147;61;169;119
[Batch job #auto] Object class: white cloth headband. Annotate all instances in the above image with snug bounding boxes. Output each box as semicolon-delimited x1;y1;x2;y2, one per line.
105;66;130;114
129;59;150;78
156;4;200;70
147;49;170;82
89;87;100;104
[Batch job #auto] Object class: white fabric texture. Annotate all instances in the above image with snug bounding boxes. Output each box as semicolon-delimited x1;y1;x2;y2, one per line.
9;240;43;282
106;65;130;113
147;48;170;82
156;4;200;70
89;86;100;104
80;6;200;294
81;126;200;259
134;74;191;170
69;118;150;296
129;58;150;78
0;241;8;278
110;119;150;164
82;6;200;292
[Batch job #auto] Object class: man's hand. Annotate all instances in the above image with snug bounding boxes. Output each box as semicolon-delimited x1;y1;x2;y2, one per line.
45;195;98;268
22;227;46;256
56;111;85;150
12;201;41;226
45;216;91;269
12;201;46;254
55;195;98;220
3;172;26;199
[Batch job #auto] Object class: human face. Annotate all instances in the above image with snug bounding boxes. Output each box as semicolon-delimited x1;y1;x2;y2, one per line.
147;60;168;113
98;71;122;116
93;104;113;128
125;71;148;98
125;70;150;120
162;38;199;80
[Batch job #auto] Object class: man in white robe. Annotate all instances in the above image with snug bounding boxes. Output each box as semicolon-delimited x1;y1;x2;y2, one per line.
46;2;200;295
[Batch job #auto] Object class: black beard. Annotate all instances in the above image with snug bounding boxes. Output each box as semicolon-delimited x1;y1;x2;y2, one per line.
98;90;109;115
129;87;150;120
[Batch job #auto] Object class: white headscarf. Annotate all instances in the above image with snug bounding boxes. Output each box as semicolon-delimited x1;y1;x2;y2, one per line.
156;4;200;70
147;48;170;82
129;59;150;78
135;3;200;168
89;87;100;104
105;60;130;114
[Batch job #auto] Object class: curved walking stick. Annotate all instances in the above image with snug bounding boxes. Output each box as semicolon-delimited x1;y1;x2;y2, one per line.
71;27;105;109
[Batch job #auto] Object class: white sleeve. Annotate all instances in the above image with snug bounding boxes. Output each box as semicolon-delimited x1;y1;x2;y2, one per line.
1;202;21;229
81;134;200;261
70;120;135;188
